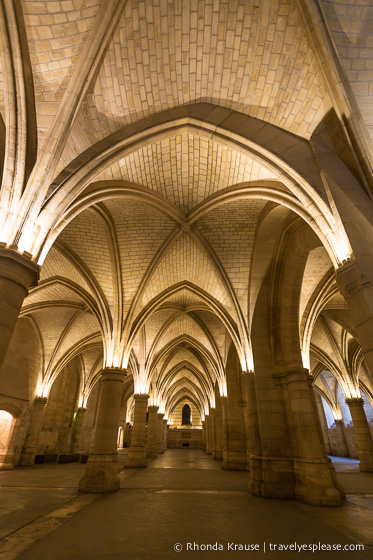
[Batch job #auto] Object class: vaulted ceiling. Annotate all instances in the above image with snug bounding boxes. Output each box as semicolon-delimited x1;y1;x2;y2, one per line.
2;0;373;416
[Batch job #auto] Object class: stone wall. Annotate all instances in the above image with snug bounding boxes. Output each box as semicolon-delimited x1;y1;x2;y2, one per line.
167;428;202;448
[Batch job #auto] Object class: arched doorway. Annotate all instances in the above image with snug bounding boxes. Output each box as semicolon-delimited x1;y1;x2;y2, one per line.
0;410;16;470
182;404;191;426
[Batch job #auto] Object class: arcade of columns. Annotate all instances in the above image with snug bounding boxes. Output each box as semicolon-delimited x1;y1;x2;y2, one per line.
1;0;373;508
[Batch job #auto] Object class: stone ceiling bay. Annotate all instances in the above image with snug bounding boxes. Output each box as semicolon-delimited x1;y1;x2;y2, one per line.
57;0;333;172
93;131;276;214
21;0;102;154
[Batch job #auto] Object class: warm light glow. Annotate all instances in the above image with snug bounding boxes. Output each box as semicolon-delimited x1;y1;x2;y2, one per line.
209;393;216;409
133;376;149;394
244;347;254;372
36;379;49;398
332;408;343;421
219;379;227;397
301;350;310;370
332;231;352;267
341;380;361;400
17;223;37;255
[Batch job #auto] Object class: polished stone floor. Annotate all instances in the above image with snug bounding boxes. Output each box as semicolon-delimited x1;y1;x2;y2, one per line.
0;450;372;559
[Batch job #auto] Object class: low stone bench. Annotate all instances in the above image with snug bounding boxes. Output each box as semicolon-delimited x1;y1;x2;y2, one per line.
35;454;58;464
58;454;80;463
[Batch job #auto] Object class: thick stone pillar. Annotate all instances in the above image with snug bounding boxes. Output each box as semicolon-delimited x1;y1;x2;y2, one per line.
334;419;349;458
79;368;126;493
0;415;18;470
314;391;332;455
163;419;168;451
336;261;373;376
346;398;373;471
210;407;217;457
124;421;130;445
71;407;87;453
205;414;212;455
0;249;39;375
213;397;224;460
281;369;343;506
156;412;164;454
201;420;206;450
242;372;263;494
125;394;148;468
146;405;159;458
20;397;48;466
222;351;247;471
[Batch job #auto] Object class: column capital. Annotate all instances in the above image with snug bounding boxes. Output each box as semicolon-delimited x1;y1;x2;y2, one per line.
346;397;365;407
77;407;87;413
157;412;164;418
148;405;159;413
100;367;127;382
134;393;149;402
281;368;311;383
335;259;364;299
34;396;47;405
0;248;39;288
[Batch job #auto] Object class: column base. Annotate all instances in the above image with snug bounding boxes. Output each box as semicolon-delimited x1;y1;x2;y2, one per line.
0;459;13;470
248;457;263;496
157;444;164;454
125;446;147;468
248;456;343;506
294;459;344;507
222;450;247;470
19;449;37;466
358;452;373;472
295;482;342;507
212;450;223;460
249;456;295;499
78;454;120;493
146;445;158;459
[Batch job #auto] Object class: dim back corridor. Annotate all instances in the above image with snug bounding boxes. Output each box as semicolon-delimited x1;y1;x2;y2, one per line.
0;449;372;560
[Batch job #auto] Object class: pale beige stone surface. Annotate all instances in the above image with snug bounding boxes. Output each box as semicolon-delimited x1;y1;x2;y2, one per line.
0;0;373;513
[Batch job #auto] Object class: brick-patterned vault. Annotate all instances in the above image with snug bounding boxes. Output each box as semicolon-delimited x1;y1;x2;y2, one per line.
1;0;373;517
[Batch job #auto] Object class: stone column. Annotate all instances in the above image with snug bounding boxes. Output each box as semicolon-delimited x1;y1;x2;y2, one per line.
0;249;39;375
156;412;164;454
163;419;168;451
336;261;373;376
20;397;48;466
123;422;130;447
71;407;87;453
201;420;206;451
281;369;343;506
222;353;247;470
242;372;263;494
221;396;230;465
314;391;332;455
213;397;224;460
125;394;148;468
0;415;18;470
210;407;217;457
79;368;126;493
205;414;212;454
146;405;159;459
346;398;373;471
334;419;349;458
